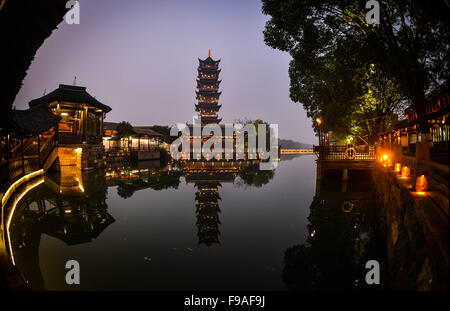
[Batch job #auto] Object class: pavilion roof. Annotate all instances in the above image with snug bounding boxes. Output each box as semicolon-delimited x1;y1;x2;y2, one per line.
131;127;164;137
9;105;61;136
103;123;164;137
103;121;119;131
29;84;112;113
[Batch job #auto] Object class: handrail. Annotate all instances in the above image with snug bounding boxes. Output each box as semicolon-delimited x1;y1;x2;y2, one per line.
317;145;376;161
39;131;56;166
9;138;34;157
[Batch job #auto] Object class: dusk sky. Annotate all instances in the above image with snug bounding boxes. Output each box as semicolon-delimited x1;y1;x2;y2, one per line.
13;0;315;144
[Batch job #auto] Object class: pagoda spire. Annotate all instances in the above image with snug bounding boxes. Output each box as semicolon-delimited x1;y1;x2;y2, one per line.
208;49;211;57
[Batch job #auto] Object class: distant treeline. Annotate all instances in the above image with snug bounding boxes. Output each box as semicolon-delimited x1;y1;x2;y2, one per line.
278;139;312;149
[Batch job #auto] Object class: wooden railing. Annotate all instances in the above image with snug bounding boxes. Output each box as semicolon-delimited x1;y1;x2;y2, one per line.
39;131;56;166
107;146;160;152
316;145;376;161
57;133;102;145
7;156;40;181
0;132;57;186
8;137;35;159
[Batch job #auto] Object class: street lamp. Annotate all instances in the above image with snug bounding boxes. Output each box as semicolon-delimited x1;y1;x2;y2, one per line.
316;117;322;145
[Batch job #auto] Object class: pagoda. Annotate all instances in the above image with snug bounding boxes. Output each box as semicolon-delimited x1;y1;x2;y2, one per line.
196;49;222;125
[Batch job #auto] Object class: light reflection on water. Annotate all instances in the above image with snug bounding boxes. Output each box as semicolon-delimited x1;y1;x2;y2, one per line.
7;155;385;290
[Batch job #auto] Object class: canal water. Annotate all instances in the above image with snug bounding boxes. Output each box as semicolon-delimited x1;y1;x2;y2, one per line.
6;155;386;290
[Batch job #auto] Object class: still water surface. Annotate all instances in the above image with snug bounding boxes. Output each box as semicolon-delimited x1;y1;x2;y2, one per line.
7;155;385;290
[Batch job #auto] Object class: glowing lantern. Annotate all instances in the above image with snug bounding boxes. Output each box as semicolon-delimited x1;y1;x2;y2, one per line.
401;166;410;178
415;175;428;192
379;153;391;167
395;163;401;173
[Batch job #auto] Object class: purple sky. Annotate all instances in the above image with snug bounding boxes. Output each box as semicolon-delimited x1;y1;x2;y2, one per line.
13;0;315;144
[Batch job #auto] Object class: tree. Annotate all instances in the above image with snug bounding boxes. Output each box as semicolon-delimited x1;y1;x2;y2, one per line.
352;65;408;144
235;163;275;188
262;0;449;149
233;118;277;149
115;121;134;151
116;121;134;138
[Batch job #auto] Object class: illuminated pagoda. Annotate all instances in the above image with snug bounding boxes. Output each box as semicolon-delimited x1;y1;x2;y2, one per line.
196;49;222;125
195;182;222;250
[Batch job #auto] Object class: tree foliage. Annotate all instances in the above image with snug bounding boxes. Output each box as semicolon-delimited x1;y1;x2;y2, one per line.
115;121;134;138
262;0;449;138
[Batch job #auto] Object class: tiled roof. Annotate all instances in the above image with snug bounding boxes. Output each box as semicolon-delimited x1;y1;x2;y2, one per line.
29;84;112;113
10;105;61;135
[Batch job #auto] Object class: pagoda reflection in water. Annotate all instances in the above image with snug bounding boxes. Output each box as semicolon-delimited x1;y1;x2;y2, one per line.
182;159;274;251
6;159;275;289
194;182;222;250
185;170;234;252
104;159;274;251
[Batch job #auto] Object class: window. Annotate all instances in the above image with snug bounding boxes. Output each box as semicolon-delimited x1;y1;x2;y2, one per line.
59;122;73;133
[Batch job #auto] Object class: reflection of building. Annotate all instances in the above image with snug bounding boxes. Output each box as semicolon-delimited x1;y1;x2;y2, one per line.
7;170;114;289
196;50;222;125
31;171;113;245
184;163;237;251
195;182;222;249
105;162;181;198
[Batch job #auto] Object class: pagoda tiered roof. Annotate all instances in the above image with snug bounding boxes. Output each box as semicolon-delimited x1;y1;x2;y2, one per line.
198;56;221;67
197;88;220;94
195;103;221;111
197;67;221;74
195;50;222;125
197;79;221;86
196;91;222;97
200;116;222;124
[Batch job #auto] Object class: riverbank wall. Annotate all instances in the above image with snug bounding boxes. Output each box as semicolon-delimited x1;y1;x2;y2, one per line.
373;161;448;290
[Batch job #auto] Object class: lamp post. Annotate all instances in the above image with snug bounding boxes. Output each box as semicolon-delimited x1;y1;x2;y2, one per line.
316;118;322;146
